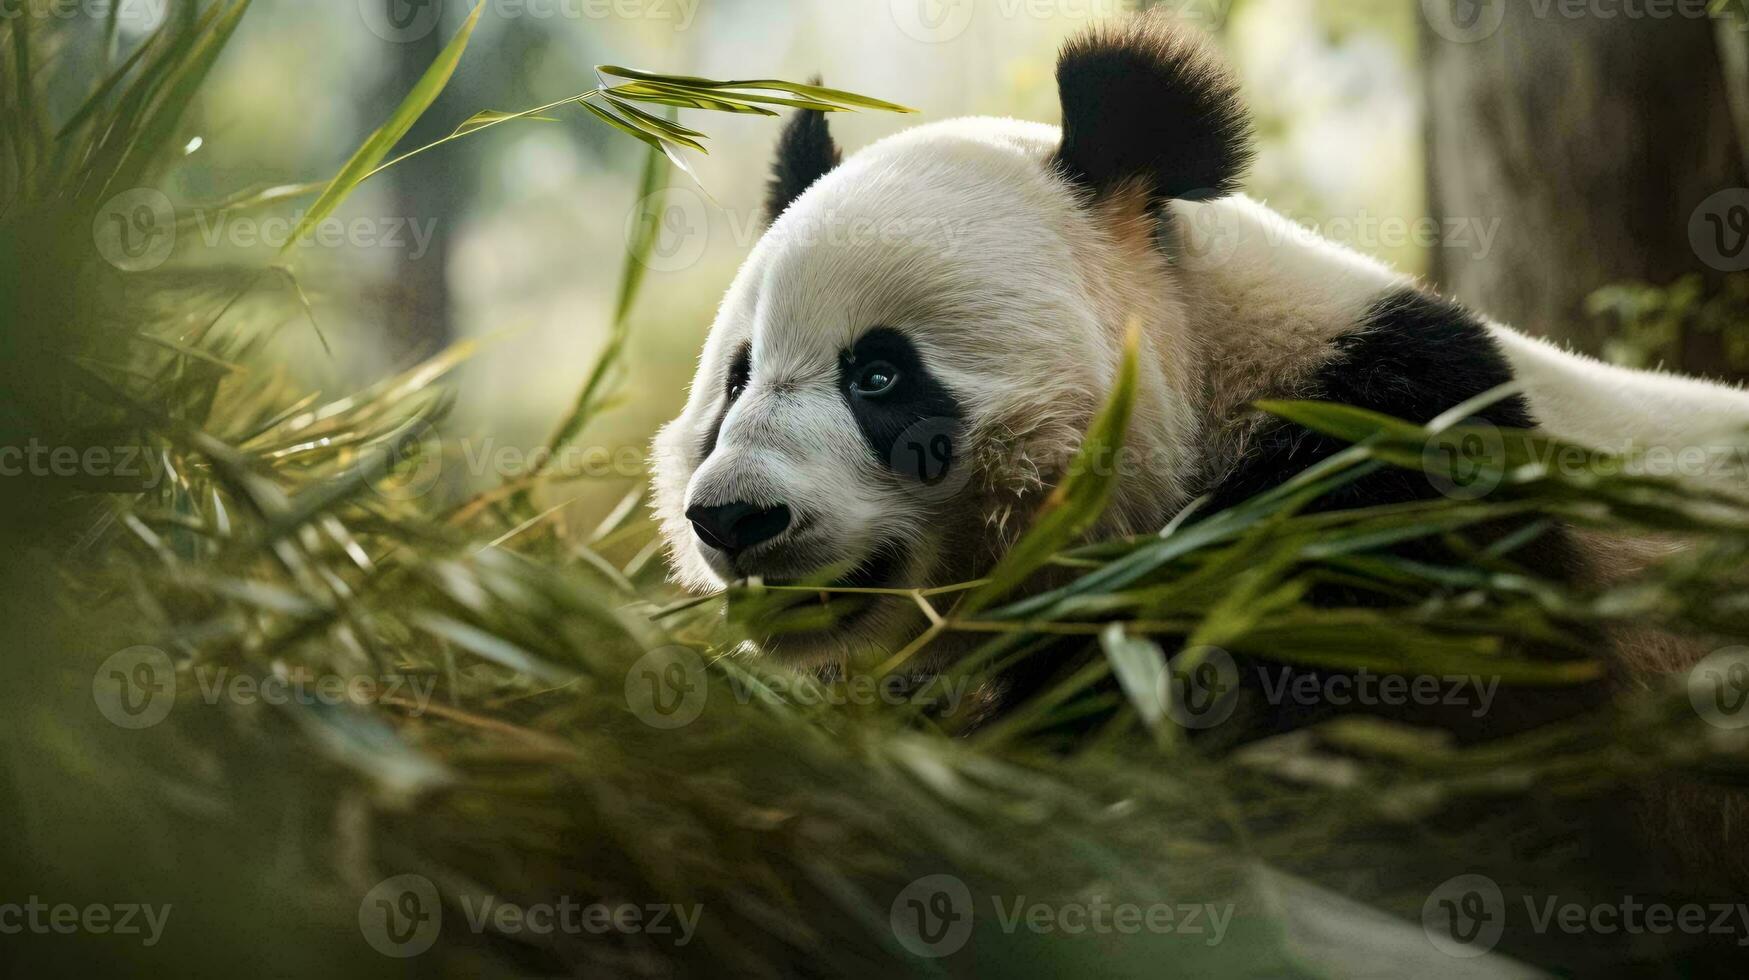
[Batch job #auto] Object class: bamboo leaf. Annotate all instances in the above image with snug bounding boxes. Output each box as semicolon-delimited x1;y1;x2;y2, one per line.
596;66;918;112
279;1;483;257
451;108;558;137
1100;624;1169;731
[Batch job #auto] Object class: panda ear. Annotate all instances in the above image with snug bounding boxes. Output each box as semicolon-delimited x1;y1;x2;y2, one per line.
1053;16;1254;202
764;81;842;223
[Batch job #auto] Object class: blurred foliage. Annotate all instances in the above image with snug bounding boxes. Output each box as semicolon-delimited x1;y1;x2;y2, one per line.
1589;275;1749;373
5;4;1749;979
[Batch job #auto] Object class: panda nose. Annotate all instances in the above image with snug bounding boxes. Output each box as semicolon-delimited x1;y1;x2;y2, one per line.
687;500;792;555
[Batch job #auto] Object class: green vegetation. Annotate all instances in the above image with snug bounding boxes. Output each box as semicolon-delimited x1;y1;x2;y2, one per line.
4;4;1748;976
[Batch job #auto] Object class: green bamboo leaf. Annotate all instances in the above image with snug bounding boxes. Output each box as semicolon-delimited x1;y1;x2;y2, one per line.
1100;624;1169;731
605;82;780;115
610;80;842;113
54;22;157;141
103;0;253;201
451;109;558;137
578;97;668;154
596;65;918;113
413;612;577;684
601;95;709;152
599;96;707;138
279;1;483;257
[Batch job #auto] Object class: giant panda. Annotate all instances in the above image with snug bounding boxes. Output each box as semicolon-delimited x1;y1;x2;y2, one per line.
649;10;1749;905
652;14;1748;665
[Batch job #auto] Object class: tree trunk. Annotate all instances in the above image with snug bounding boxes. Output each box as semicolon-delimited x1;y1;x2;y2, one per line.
1421;4;1747;381
376;20;457;360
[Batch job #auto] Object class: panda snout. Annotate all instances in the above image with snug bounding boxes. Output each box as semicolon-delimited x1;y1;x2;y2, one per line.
686;500;793;557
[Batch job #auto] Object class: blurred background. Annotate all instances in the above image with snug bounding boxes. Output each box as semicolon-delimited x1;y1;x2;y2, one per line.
6;2;1749;975
149;0;1744;515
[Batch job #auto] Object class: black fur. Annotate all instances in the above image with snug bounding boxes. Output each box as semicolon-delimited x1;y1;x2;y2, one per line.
698;342;750;461
1202;287;1607;738
1208;288;1539;512
764;84;842;223
1053;16;1255;201
838;328;963;481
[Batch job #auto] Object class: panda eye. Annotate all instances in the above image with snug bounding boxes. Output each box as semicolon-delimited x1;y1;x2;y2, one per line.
725;345;751;403
849;361;901;398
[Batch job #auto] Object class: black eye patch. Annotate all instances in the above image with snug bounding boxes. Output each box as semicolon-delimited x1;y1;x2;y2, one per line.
838;327;963;483
699;342;751;461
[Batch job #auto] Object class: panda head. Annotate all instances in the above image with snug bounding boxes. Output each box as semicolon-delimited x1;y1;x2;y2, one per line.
651;16;1253;664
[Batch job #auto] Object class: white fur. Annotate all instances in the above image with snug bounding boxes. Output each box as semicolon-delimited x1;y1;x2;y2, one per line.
651;115;1749;663
1489;325;1749;489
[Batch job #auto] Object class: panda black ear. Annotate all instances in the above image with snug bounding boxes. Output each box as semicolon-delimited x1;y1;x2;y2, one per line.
764;81;842;223
1053;16;1254;202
